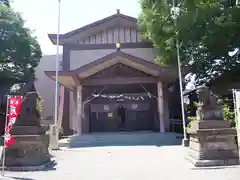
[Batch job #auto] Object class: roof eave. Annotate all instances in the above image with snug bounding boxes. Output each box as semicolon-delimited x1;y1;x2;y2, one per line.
48;34;65;45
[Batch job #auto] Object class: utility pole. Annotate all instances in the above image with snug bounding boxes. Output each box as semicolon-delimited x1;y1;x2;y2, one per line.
51;0;61;150
172;0;188;146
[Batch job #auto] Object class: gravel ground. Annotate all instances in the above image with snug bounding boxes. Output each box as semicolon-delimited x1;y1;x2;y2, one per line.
0;145;240;180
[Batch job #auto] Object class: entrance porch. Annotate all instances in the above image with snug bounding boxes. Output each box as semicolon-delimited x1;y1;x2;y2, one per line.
45;51;181;135
71;81;168;134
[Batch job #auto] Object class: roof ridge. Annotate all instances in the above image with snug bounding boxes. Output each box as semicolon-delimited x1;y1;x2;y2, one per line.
48;12;137;43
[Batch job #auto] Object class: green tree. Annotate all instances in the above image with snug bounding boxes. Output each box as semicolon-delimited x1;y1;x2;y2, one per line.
139;0;240;84
0;4;41;82
0;0;10;7
223;101;235;127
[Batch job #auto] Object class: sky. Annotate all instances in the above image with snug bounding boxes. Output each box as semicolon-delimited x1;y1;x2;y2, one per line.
11;0;141;55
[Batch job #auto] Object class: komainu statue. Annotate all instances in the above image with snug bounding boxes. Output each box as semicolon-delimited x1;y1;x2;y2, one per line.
196;86;223;120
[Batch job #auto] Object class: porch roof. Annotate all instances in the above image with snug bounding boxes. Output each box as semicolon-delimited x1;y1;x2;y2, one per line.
44;51;179;90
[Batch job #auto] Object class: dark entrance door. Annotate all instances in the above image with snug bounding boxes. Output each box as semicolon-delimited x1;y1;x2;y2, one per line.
125;111;153;131
125;103;153;131
117;104;126;131
90;104;119;132
90;111;118;132
90;102;153;132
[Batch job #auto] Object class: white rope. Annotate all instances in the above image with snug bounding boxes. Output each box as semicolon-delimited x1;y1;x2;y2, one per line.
91;93;152;101
83;88;105;105
140;84;158;99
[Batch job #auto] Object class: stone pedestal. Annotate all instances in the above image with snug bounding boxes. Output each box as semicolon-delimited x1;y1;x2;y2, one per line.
187;124;239;167
186;86;239;167
1;133;50;167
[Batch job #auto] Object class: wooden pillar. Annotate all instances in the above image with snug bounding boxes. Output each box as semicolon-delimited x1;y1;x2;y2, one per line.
76;85;83;135
157;81;165;133
72;90;77;133
163;85;170;132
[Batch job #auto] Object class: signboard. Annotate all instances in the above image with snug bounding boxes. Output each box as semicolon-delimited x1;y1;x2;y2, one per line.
104;105;109;111
132;104;138;109
108;113;113;118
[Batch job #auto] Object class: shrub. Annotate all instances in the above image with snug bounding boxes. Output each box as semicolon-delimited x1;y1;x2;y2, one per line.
187;116;196;128
223;103;235;127
36;95;44;119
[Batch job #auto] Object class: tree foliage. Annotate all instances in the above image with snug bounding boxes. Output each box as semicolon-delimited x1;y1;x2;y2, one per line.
0;3;41;82
223;98;235;127
139;0;240;84
0;0;10;7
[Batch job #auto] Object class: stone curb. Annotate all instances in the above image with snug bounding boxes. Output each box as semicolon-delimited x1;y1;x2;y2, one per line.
186;155;240;167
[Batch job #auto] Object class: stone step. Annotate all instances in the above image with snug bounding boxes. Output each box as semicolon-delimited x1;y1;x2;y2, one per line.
69;132;182;148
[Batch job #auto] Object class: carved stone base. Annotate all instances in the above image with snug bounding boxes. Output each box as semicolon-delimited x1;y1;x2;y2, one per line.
187;127;239;167
0;134;50;167
190;120;231;129
10;126;45;135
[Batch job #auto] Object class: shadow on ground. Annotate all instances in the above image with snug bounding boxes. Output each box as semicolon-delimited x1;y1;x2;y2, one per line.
41;160;57;172
69;132;183;148
0;159;57;179
191;165;240;170
3;176;35;180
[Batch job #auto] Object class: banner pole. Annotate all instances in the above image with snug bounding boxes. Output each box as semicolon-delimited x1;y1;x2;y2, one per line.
1;95;9;176
232;89;237;127
232;89;240;163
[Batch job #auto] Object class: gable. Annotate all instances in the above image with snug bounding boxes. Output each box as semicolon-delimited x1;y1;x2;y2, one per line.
72;27;142;45
48;11;142;45
85;63;152;80
72;51;161;78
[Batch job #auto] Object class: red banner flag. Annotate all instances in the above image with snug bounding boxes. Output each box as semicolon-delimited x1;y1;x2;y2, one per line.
4;96;23;147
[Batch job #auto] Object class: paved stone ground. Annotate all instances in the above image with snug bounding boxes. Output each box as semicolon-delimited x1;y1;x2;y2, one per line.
0;145;240;180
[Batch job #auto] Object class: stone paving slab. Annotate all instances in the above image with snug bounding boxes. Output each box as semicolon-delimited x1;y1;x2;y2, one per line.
0;145;239;180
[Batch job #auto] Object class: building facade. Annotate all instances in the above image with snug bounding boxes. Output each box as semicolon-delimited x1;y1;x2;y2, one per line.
37;11;182;135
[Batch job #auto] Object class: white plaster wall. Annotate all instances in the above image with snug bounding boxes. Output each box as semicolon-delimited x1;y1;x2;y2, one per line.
69;48;157;70
122;48;157;63
70;49;115;70
34;54;62;121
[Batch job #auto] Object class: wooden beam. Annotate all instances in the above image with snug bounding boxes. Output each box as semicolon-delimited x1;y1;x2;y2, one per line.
81;77;158;86
72;75;81;85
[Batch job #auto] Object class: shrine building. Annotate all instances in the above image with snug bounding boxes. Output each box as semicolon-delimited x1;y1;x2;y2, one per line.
38;10;183;135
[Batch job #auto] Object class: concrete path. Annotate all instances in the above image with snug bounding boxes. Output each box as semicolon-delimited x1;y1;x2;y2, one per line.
0;145;239;180
0;132;239;180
